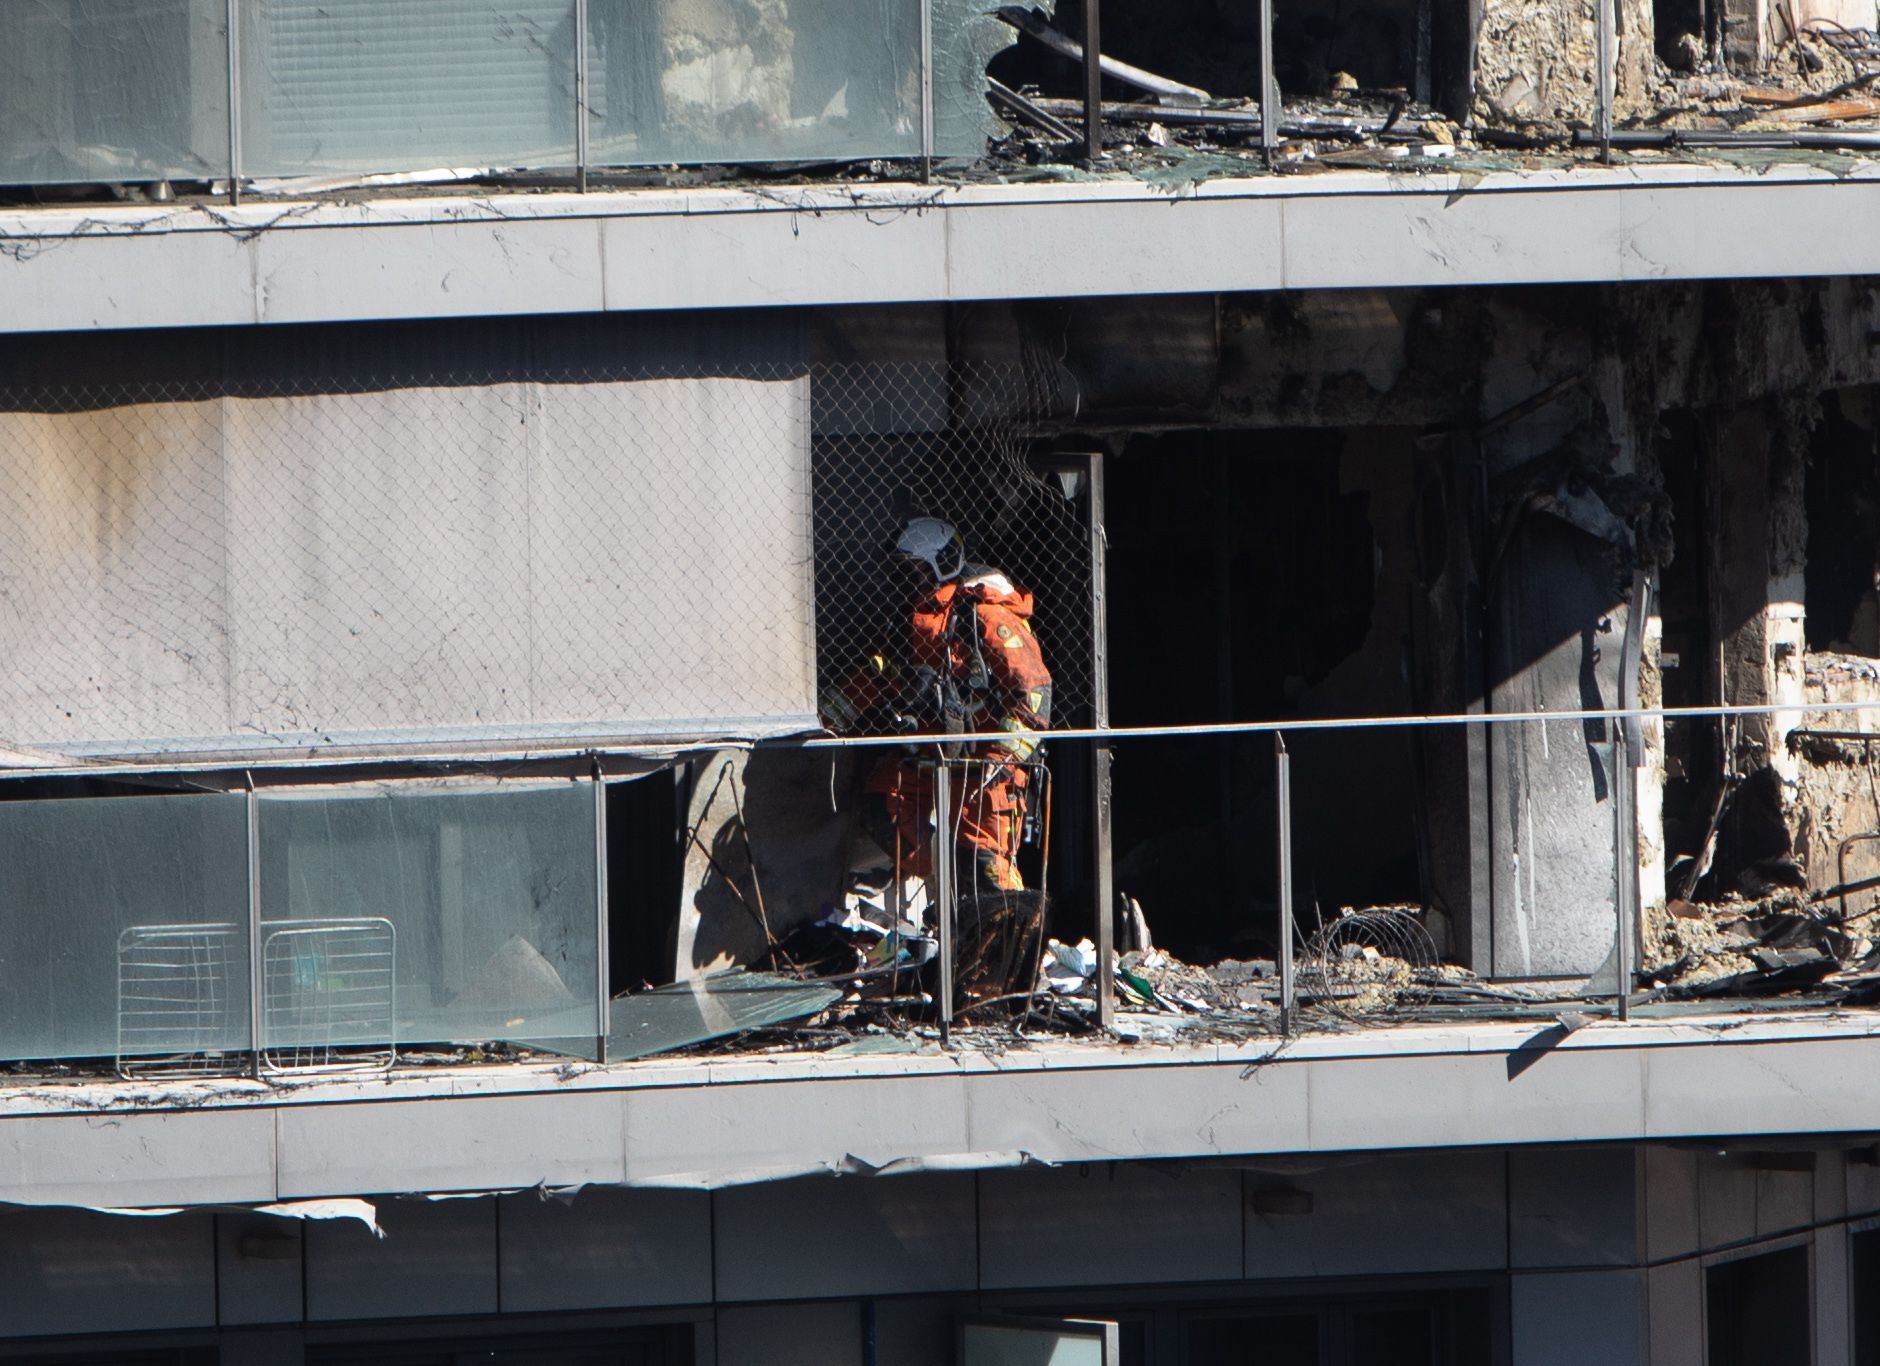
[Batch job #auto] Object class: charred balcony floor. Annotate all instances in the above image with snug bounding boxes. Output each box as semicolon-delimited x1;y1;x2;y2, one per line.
7;892;1880;1091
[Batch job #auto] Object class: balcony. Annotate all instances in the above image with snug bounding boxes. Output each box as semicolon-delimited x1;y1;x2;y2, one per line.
0;0;1004;191
0;781;605;1072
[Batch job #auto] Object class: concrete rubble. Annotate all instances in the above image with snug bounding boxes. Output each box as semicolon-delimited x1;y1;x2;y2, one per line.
1644;892;1880;999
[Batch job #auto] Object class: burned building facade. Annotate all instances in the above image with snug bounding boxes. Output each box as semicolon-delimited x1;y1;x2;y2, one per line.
6;3;1880;1365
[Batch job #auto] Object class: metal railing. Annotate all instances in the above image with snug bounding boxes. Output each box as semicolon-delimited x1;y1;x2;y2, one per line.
115;923;243;1079
806;690;1880;1037
260;918;398;1075
0;0;1313;196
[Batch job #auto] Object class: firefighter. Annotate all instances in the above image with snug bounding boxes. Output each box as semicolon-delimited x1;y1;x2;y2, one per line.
877;517;1053;894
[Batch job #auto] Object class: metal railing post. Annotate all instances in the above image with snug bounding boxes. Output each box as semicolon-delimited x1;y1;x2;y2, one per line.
1613;738;1634;1020
1614;570;1651;1021
594;763;609;1061
1276;734;1294;1034
225;0;242;205
575;0;591;191
934;759;956;1043
1595;0;1615;161
1093;747;1116;1029
1089;452;1116;1032
245;775;262;1073
1259;0;1279;161
1083;0;1103;163
920;0;935;181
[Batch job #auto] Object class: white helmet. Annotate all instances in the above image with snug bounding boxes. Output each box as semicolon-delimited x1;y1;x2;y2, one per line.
894;517;966;584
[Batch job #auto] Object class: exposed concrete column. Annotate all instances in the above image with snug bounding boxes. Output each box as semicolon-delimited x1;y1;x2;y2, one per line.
1816;1151;1854;1366
1722;0;1773;69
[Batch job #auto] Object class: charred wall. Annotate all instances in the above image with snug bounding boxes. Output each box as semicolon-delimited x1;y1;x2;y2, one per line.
1010;0;1474;119
801;281;1880;971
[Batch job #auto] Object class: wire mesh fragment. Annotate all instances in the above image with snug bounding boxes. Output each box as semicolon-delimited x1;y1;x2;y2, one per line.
1299;906;1439;1020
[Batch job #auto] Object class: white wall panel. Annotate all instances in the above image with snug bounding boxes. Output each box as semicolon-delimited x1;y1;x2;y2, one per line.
1646;1261;1703;1366
1243;1151;1507;1279
712;1174;976;1302
1695;1155;1815;1250
498;1187;712;1312
278;1091;626;1199
305;1197;497;1321
1847;1154;1880;1217
977;1164;1243;1291
1645;1148;1701;1264
1512;1270;1645;1366
1511;1147;1640;1269
0;1206;216;1337
0;1108;276;1209
217;1211;305;1326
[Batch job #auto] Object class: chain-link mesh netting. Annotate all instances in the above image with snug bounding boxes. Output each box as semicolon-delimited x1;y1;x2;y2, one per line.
811;361;1093;737
0;361;1089;761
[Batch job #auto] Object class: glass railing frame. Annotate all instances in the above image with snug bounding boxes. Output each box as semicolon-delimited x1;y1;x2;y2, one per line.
0;773;610;1074
214;0;940;202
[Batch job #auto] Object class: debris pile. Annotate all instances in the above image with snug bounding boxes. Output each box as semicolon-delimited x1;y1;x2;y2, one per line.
1643;893;1880;1001
982;4;1880;177
727;889;1880;1057
1299;907;1436;1018
982;6;1465;180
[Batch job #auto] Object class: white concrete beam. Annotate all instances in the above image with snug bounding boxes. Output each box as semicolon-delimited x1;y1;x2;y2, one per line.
3;163;1880;335
2;1015;1880;1208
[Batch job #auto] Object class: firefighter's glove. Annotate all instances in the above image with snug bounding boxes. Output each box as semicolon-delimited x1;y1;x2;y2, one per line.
996;717;1043;762
819;688;863;734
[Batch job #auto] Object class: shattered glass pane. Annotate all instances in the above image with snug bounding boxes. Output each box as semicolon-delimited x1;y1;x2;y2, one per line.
239;0;579;177
605;971;841;1062
931;0;1029;158
586;0;924;167
258;780;601;1052
0;0;231;186
0;793;250;1062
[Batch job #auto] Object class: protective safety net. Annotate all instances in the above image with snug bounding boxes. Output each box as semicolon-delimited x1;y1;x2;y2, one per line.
0;368;816;759
0;357;1093;765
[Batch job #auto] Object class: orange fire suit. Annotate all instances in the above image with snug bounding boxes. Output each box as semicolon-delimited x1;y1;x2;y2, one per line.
871;569;1053;893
